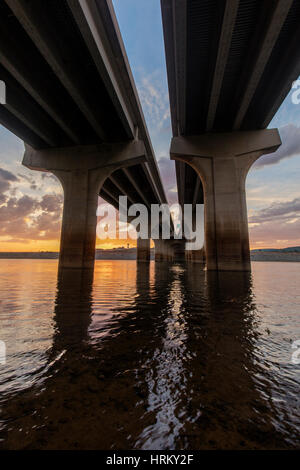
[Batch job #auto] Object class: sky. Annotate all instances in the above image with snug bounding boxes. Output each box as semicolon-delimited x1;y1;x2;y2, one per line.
0;0;299;251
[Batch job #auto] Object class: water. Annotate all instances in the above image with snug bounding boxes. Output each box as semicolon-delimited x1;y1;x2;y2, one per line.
0;259;299;449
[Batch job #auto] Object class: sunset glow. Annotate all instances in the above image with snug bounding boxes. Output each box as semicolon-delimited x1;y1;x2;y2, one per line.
0;1;299;253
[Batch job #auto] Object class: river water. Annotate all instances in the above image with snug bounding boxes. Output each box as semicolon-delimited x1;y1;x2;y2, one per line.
0;259;299;449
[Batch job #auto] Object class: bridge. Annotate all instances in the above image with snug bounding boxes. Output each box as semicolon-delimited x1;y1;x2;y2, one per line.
0;0;170;268
161;0;300;271
1;0;299;272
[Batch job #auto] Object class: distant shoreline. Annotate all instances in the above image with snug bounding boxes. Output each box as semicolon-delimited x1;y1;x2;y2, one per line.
0;248;300;262
0;249;154;261
250;252;300;262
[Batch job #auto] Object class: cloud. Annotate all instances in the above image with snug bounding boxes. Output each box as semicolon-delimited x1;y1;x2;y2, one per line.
250;218;300;246
249;198;300;223
255;124;300;168
0;168;19;182
0;167;63;243
39;193;63;213
137;70;170;134
249;197;300;247
0;168;19;195
0;193;63;242
157;157;178;204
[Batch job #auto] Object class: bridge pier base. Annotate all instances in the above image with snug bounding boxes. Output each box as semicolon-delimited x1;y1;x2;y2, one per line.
187;248;205;265
172;239;186;262
154;239;164;261
22;141;146;270
167;241;174;261
137;238;151;262
154;239;172;261
171;130;281;271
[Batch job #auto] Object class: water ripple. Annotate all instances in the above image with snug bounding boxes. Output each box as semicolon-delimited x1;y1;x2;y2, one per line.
0;260;299;449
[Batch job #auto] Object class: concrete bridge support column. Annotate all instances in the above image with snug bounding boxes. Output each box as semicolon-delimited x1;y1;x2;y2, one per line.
171;130;281;271
23;141;147;270
154;239;164;261
162;240;173;261
154;239;171;261
167;241;174;261
173;240;186;262
189;248;205;265
53;168;109;270
137;237;151;262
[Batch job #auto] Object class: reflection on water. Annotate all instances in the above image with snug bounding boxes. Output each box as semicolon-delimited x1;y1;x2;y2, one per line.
0;260;299;449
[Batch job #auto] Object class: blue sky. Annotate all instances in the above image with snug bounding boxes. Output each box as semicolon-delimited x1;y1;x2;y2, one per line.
0;0;299;250
113;0;176;202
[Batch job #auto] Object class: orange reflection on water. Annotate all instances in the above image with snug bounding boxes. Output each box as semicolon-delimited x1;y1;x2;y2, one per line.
0;260;300;449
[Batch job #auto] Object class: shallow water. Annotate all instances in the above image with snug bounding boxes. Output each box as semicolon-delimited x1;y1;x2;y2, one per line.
0;259;299;449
